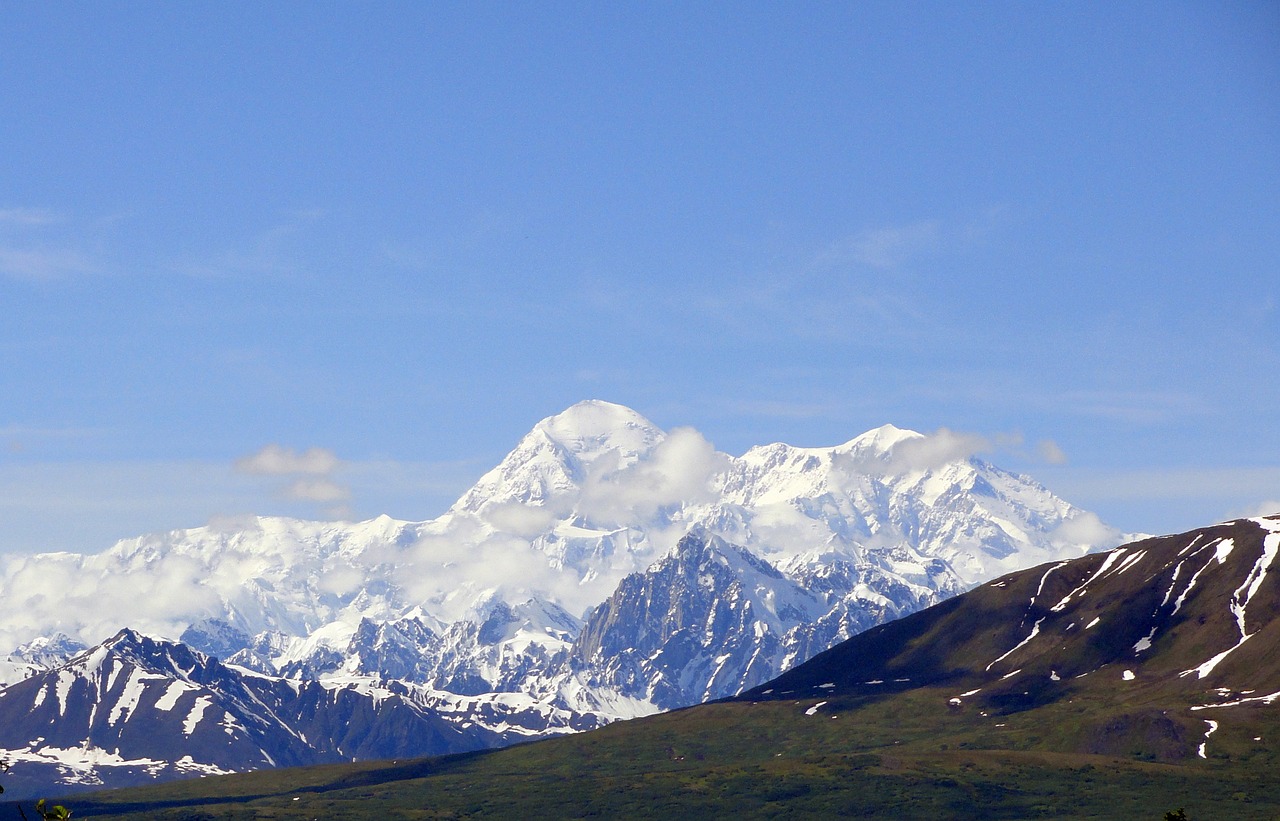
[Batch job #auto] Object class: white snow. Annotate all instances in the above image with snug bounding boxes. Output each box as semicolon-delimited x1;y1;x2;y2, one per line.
1171;539;1229;616
1183;638;1252;680
0;744;170;786
1252;516;1280;534
1198;719;1219;759
108;667;160;726
183;695;213;736
986;618;1043;672
1192;689;1280;710
1029;562;1070;610
54;669;76;717
1230;534;1278;637
1050;550;1124;612
1110;550;1147;576
805;701;827;716
1181;523;1280;680
1122;670;1135;681
154;680;195;712
1159;560;1186;608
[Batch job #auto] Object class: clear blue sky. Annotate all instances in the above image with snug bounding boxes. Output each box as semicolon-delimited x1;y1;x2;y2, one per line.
2;2;1277;553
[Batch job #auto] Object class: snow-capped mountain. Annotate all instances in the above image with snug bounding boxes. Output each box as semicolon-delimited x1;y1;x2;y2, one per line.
0;400;1129;796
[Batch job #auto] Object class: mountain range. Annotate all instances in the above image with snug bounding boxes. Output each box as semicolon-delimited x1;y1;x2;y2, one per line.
50;513;1280;820
0;401;1127;797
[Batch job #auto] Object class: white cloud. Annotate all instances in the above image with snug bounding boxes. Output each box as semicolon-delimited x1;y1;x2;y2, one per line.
1230;500;1280;520
235;445;341;476
1048;511;1119;549
886;428;993;473
318;564;367;598
395;517;583;622
205;514;264;535
0;549;222;650
235;445;350;514
480;502;557;539
1038;439;1068;465
579;427;729;526
234;445;353;518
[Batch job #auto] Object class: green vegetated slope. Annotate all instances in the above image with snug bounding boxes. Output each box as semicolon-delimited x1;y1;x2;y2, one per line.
55;516;1280;819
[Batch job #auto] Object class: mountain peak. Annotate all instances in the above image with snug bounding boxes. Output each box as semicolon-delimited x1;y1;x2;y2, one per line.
533;401;662;457
449;402;664;515
840;423;925;453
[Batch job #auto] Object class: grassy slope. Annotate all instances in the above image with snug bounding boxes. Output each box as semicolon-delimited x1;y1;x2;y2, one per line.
59;686;1280;819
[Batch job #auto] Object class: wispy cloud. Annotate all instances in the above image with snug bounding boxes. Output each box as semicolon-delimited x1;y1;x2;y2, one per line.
0;208;59;226
0;247;97;281
1044;466;1280;517
816;208;1008;272
1052;390;1210;424
0;206;103;282
690;210;1008;345
823;220;942;270
0;424;97;455
1042;465;1280;535
1061;467;1280;502
171;210;324;280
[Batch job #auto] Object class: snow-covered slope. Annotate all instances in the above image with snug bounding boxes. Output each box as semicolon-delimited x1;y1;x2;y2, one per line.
0;629;514;796
0;400;1130;795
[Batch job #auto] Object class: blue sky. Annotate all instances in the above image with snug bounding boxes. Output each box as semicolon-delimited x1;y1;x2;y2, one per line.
2;2;1277;553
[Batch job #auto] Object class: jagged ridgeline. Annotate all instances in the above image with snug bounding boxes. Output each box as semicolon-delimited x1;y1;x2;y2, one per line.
0;401;1125;797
